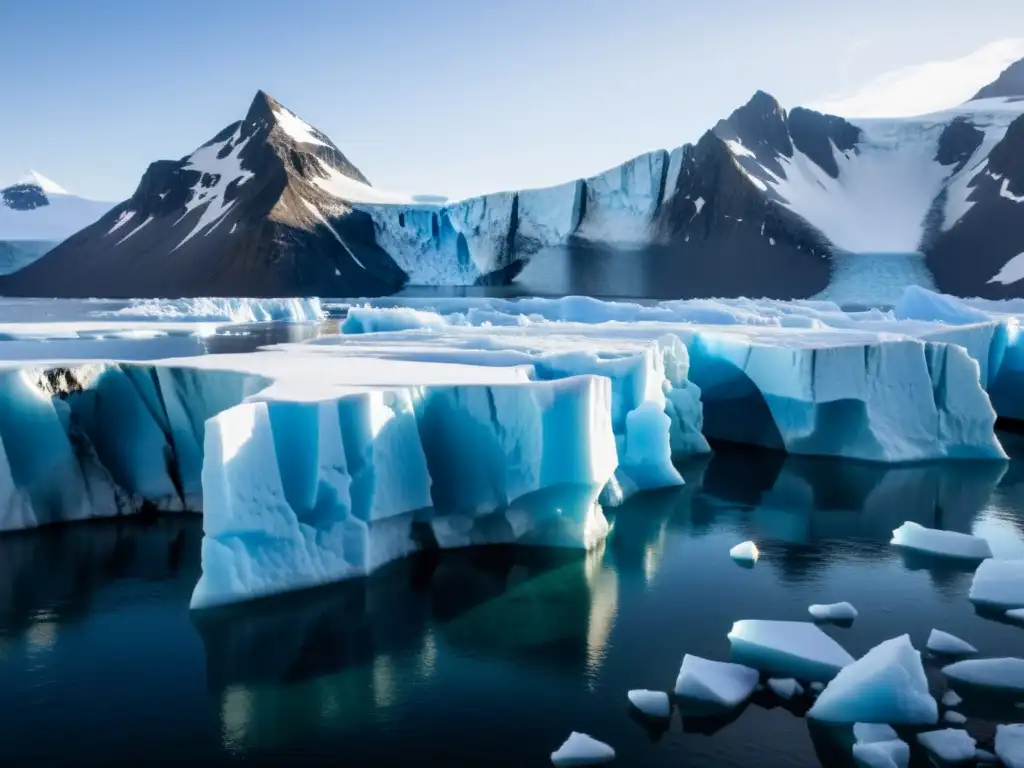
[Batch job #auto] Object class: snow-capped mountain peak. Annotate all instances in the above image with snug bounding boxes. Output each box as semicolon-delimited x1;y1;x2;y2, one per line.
971;56;1024;101
15;170;70;196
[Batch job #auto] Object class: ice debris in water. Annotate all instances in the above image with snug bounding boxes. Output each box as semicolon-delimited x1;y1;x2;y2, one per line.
550;732;615;766
942;658;1024;692
997;724;1024;768
852;724;907;768
853;740;909;768
943;711;967;724
808;635;938;725
674;655;759;708
927;630;978;656
727;620;854;681
729;540;759;564
941;690;963;707
969;560;1024;609
1007;608;1024;623
809;602;858;622
917;729;977;764
890;521;992;560
976;747;999;763
627;690;670;718
767;678;803;700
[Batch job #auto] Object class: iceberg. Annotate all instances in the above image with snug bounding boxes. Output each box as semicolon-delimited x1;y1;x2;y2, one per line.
727;620;854;681
942;657;1024;692
730;541;759;564
916;729;977;764
674;654;760;708
808;602;858;622
101;296;326;323
854;723;899;743
997;724;1024;768
627;689;670;718
927;630;978;656
890;521;992;560
808;635;938;725
550;732;615;766
969;559;1024;609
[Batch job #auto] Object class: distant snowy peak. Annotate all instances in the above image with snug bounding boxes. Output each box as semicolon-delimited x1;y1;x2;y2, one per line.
0;171;114;241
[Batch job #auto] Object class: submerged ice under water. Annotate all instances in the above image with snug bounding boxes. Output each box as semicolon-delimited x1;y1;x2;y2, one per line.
2;442;1024;766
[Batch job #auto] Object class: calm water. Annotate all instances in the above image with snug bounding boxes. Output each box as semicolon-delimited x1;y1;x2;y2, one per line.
2;441;1024;766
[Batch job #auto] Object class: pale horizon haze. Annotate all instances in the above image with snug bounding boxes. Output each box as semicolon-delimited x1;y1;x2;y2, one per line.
2;0;1023;202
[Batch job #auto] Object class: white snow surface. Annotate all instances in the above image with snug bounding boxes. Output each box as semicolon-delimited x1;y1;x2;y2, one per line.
271;107;328;148
809;38;1024;118
730;540;759;563
809;602;858;622
969;559;1024;609
550;733;615;766
943;658;1024;692
14;170;70;195
728;620;854;681
988;252;1024;286
627;689;670;718
917;729;977;764
890;521;993;560
808;635;937;725
996;723;1024;768
674;654;759;708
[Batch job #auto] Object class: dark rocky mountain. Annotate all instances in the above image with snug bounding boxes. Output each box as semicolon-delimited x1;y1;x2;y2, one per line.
0;92;410;298
926;111;1024;297
7;56;1024;300
971;57;1024;101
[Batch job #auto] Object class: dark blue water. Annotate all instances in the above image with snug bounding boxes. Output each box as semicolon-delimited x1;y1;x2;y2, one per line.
2;441;1024;766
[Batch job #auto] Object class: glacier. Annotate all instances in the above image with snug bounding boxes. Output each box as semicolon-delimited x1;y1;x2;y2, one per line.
2;288;1024;605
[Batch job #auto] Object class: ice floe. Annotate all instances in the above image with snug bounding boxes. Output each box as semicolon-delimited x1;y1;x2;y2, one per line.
627;689;670;718
927;630;979;656
890;521;992;560
996;723;1024;768
969;560;1024;610
917;729;977;764
943;657;1024;692
727;620;854;681
674;654;760;708
808;602;858;622
809;635;937;725
550;732;615;766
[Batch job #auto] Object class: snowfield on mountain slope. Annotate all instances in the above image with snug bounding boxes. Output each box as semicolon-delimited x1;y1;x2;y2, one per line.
723;97;1024;254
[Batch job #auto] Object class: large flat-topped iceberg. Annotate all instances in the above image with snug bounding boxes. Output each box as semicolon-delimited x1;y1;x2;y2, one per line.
337;302;1008;463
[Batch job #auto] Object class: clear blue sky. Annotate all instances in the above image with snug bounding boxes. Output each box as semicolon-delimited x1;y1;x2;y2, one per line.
2;0;1022;202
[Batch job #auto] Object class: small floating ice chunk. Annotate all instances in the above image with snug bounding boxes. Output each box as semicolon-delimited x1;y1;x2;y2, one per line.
852;739;909;768
809;602;858;622
730;541;759;564
943;658;1024;692
767;678;804;700
627;689;670;718
727;620;854;681
941;690;963;707
550;732;615;766
810;681;824;693
969;560;1024;609
853;723;898;744
890;521;992;560
943;710;967;724
976;747;999;763
996;724;1024;768
809;635;937;725
674;654;759;708
926;630;978;656
917;729;977;764
1008;607;1024;623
